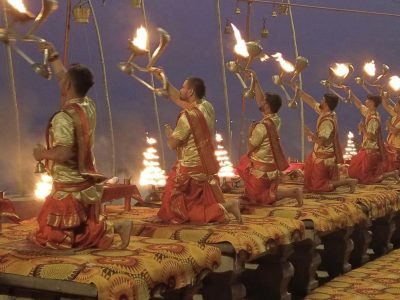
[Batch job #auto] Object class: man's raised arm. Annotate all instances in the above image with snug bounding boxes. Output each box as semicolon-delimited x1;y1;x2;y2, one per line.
287;82;317;110
347;89;363;112
254;74;266;108
43;42;67;87
296;88;319;111
152;69;193;110
382;93;396;117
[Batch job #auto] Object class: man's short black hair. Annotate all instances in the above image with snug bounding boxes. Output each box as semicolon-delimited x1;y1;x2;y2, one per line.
67;64;94;97
324;93;339;111
265;93;282;113
186;77;206;99
367;94;382;108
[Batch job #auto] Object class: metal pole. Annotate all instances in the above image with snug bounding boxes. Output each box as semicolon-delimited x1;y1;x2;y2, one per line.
216;0;232;155
2;0;23;194
63;0;72;65
87;0;116;175
287;0;305;161
245;0;252;40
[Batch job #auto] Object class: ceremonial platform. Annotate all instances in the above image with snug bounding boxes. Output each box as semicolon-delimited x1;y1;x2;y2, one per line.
0;181;400;300
0;219;221;300
104;205;309;299
225;179;400;286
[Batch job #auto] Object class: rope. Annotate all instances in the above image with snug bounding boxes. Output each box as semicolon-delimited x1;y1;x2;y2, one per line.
216;0;233;156
87;0;116;175
141;0;166;171
287;0;305;161
2;0;22;193
63;0;72;65
241;0;400;18
245;0;252;40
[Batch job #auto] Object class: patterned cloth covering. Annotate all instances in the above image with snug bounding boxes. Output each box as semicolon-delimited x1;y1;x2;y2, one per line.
225;181;400;232
306;248;400;299
340;181;400;220
105;206;306;259
224;192;366;234
303;181;400;220
0;219;221;300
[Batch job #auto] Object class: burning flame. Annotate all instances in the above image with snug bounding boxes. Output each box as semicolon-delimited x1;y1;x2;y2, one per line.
363;60;376;77
131;26;148;51
34;174;53;200
330;63;350;79
139;136;166;187
343;131;357;161
231;24;249;58
272;52;295;73
389;75;400;92
7;0;28;13
215;133;235;178
146;136;156;145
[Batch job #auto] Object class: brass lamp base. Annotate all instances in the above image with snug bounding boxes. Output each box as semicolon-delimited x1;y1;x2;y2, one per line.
73;5;91;23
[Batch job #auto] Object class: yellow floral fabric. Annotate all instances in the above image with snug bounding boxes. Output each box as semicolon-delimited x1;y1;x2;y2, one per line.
304;182;400;220
224;193;366;233
225;183;399;232
0;219;220;300
105;206;305;259
306;248;400;299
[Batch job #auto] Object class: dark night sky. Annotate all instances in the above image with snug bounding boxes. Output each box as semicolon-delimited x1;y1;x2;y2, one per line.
1;0;400;193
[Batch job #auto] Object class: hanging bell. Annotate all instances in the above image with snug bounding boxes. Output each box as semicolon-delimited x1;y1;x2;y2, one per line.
271;11;278;17
224;20;232;34
73;2;91;23
261;27;269;38
278;4;289;15
235;7;241;14
35;161;46;174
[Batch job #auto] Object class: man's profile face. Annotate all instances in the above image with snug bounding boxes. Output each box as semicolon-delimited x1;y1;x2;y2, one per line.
179;80;193;101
